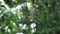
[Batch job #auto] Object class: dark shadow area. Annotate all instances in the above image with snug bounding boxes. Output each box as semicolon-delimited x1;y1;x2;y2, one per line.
55;30;60;34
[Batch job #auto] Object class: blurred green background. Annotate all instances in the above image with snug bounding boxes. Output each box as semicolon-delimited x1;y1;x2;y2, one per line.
0;0;60;34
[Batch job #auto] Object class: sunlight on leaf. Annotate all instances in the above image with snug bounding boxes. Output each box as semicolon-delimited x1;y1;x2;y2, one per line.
21;24;26;30
8;28;11;33
19;24;23;27
30;23;36;29
16;32;23;34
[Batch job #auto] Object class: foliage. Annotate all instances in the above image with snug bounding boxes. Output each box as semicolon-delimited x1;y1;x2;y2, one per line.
0;0;60;34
